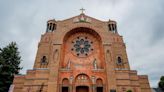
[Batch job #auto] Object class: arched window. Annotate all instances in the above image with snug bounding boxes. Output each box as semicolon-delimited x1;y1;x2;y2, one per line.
41;56;47;63
49;23;52;30
40;56;48;68
62;78;69;92
96;78;103;85
117;56;122;64
52;24;56;30
96;78;103;92
112;24;115;31
62;78;69;85
108;24;111;31
46;23;50;32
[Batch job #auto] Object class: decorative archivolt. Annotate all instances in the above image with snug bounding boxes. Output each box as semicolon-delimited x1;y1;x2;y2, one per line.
75;74;90;83
96;78;103;85
62;78;69;85
63;27;102;44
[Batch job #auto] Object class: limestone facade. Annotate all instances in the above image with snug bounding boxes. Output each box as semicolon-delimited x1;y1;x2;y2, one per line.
13;13;151;92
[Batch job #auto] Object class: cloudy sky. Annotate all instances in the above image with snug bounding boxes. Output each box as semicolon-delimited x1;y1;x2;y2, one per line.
0;0;164;87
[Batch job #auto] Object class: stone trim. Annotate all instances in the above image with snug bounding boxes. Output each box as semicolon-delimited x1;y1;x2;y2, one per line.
24;85;48;86
33;68;49;70
26;78;48;80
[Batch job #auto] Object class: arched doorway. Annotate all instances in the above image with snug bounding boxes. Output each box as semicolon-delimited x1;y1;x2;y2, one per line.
74;74;91;92
76;86;89;92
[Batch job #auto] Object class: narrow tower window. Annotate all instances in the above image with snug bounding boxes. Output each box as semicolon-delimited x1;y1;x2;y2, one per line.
41;56;47;63
112;24;115;31
53;24;56;30
40;56;48;68
108;24;111;31
46;23;50;32
117;57;122;64
52;24;54;31
49;23;52;30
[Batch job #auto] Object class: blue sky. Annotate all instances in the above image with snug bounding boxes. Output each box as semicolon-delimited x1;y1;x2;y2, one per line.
0;0;164;87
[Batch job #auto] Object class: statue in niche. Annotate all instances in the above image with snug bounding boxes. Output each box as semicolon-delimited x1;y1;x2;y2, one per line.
106;50;111;63
93;58;97;69
67;59;71;69
53;49;59;62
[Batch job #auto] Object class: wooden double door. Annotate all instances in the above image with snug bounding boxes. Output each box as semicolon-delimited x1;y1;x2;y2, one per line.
76;86;89;92
62;86;103;92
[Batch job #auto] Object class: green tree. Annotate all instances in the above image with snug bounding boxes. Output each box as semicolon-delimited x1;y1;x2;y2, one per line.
158;76;164;91
127;90;132;92
0;42;22;92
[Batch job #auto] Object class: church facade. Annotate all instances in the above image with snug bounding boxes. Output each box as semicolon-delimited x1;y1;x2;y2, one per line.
13;13;151;92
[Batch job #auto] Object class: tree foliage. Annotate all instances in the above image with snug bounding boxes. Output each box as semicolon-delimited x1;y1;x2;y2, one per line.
158;76;164;91
0;42;22;92
127;90;132;92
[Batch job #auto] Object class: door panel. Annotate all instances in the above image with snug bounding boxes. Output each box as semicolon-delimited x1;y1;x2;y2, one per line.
62;87;69;92
97;87;103;92
76;86;89;92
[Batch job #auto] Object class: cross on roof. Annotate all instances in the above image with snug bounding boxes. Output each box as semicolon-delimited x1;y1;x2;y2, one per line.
80;8;85;14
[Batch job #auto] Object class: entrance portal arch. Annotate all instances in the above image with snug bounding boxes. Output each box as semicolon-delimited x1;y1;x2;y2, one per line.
74;74;92;92
74;74;91;86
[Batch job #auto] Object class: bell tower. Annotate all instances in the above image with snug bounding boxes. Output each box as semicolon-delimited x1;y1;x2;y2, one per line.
13;13;151;92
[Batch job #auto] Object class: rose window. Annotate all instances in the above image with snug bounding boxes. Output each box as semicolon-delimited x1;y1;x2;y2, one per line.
71;37;93;57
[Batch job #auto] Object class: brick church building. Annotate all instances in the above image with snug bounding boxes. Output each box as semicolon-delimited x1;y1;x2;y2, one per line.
13;12;151;92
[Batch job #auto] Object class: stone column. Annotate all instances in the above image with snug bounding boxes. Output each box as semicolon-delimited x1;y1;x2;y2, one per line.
69;76;73;92
104;47;117;92
92;84;96;92
47;45;61;92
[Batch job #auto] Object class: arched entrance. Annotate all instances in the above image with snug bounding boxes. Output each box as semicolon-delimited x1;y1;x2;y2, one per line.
76;86;89;92
74;74;91;92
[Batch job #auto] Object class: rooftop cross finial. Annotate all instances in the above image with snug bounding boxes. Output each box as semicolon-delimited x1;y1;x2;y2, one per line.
80;8;85;14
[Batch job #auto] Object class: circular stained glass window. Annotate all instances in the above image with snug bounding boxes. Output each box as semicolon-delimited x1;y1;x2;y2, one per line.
71;36;93;57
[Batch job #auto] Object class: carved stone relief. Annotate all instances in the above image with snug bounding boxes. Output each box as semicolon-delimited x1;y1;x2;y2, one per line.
106;50;111;63
53;49;59;62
